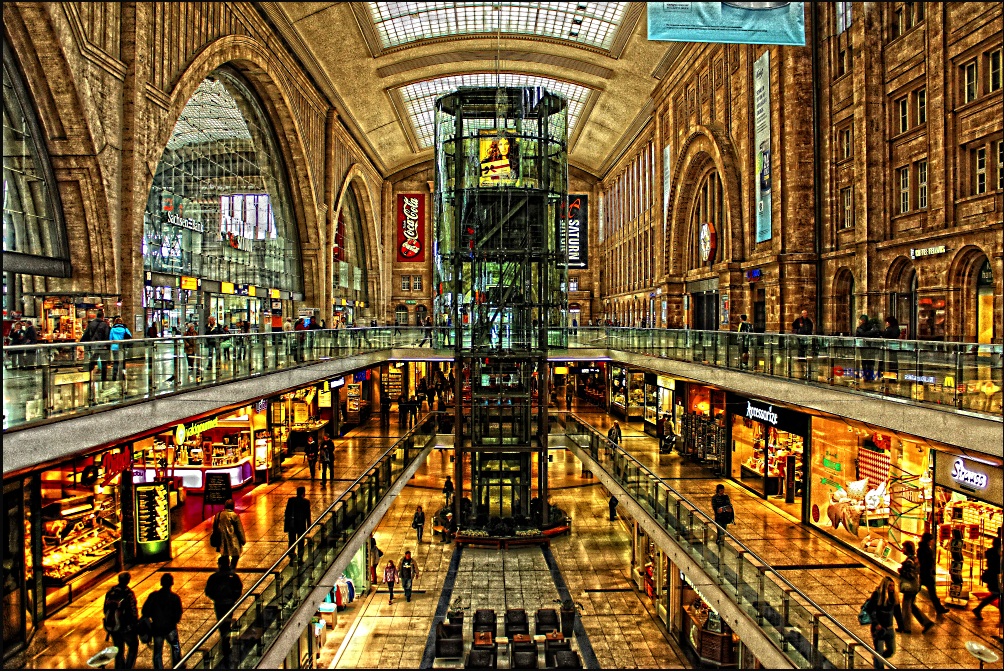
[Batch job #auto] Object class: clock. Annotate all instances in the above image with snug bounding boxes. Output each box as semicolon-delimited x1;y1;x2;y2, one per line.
699;222;717;263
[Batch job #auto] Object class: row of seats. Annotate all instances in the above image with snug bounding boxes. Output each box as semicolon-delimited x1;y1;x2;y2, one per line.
435;608;582;669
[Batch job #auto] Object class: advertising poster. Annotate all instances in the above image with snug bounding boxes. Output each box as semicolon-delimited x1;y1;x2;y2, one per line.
663;145;673;222
396;193;425;262
753;51;773;243
648;2;805;46
479;131;519;187
564;195;589;269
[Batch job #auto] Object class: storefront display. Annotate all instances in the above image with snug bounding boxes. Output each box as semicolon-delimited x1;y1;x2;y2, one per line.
609;366;644;420
610;366;628;416
932;454;1002;604
574;364;605;407
727;394;809;516
655;375;677;438
808;418;931;572
643;373;658;436
385;365;404;399
680;574;738;667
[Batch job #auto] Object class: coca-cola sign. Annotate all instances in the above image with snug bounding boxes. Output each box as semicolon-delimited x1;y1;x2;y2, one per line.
397;194;425;262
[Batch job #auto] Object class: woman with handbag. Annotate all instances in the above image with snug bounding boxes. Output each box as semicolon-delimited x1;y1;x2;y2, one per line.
213;499;246;570
864;576;901;669
897;541;934;633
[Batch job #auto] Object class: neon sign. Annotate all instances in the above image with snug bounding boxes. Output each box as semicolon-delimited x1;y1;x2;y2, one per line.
951;459;988;490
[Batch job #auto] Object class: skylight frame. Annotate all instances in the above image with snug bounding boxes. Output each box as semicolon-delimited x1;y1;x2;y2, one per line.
368;2;629;52
397;72;593;149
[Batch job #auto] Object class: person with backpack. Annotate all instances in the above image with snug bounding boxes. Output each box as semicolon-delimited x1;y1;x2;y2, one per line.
142;573;183;669
109;317;132;382
712;484;734;545
213;498;246;570
319;433;335;484
412;505;426;544
863;576;901;669
974;536;1001;620
205;556;244;666
104;572;139;669
399;551;420;602
607;421;622;446
897;540;934;633
81;310;112;384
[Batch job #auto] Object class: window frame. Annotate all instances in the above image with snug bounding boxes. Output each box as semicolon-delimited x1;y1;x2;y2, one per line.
990;48;1002;93
401;275;411;291
965;60;979;104
897;97;909;134
917;159;928;209
838;125;853;160
836;1;853;34
898;166;910;214
998;140;1004;191
916;88;926;125
412;275;422;291
569;276;579;292
840;186;854;229
975;146;987;194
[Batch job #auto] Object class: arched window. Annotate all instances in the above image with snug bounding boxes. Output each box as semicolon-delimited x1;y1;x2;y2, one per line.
143;70;303;294
689;168;724;270
333;186;369;306
3;42;70;278
395;305;408;326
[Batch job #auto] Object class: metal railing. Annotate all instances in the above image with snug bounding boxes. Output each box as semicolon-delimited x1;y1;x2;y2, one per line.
175;412;440;669
562;412;895;669
4;326;1000;432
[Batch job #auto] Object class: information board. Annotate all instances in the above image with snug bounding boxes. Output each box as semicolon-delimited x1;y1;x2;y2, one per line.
204;472;233;507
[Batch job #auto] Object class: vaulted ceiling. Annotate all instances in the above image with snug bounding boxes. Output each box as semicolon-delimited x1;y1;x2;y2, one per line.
259;2;669;178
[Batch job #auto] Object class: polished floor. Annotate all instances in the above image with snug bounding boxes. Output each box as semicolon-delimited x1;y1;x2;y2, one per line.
19;402;1002;669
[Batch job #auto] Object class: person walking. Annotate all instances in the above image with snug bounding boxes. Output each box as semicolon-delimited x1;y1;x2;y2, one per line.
917;532;949;615
205;556;244;666
408;395;419;428
213;499;246;570
103;572;139;669
284;486;312;562
711;484;734;545
142;573;183;670
793;309;814;359
319;434;335;484
608;495;618;521
974;536;1001;620
109;317;132;382
607;421;622;446
305;434;319;481
383;560;398;604
565;383;573;410
897;540;934;633
412;505;426;544
738;313;753;369
864;577;901;670
399;551;420;602
204;316;225;373
418;316;433;347
183;323;197;379
81;310;112;385
443;476;455;507
380;394;391;427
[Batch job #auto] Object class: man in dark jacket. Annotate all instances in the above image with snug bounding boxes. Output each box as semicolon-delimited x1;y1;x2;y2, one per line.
399;550;420;602
142;573;183;669
205;556;244;665
738;314;753;368
204;316;225;372
304;435;319;481
711;484;733;545
104;572;139;669
380;395;392;427
284;486;312;562
917;533;949;615
82;311;112;382
792;309;813;358
855;315;879;382
319;434;335;484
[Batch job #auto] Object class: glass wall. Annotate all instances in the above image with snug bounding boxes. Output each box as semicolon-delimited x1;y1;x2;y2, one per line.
142;71;303;294
333;187;369;325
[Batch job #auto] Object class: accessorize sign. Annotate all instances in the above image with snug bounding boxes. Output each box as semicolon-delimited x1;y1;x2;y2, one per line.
648;2;806;46
726;393;809;437
935;454;1000;502
753;50;773;243
397;194;425;262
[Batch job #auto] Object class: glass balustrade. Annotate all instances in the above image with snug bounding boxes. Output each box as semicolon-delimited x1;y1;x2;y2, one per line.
175;413;440;670
4;327;999;432
561;412;895;669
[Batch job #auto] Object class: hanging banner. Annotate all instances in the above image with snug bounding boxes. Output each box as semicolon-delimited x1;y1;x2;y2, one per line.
564;195;589;269
397;194;425;262
663;145;673;222
753;50;773;243
647;2;805;46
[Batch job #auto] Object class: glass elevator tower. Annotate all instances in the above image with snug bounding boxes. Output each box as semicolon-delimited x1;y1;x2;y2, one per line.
433;87;568;527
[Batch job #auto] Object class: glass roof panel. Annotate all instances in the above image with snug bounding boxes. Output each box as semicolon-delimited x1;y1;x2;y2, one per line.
368;2;628;50
166;78;252;151
399;73;591;148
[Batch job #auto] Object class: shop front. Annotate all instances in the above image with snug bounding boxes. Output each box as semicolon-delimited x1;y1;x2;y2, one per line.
572;363;606;408
644;374;678;438
36;295;121;342
727;394;810;519
931;454;1002;604
680;385;726;469
610;365;644;421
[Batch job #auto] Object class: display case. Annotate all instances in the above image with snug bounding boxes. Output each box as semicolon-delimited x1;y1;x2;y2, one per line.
385;366;404;399
41;494;119;586
643;373;659;436
627;371;645;420
610;366;628;416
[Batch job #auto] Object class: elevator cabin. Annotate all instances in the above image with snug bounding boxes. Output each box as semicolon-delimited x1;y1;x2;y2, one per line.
473;452;533;519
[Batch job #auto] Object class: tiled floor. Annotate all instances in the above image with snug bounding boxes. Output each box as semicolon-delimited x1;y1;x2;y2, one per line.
573;407;1003;670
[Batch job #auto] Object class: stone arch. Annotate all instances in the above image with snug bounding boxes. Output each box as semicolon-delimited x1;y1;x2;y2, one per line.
830;267;856;335
946;244;996;342
885;256;916;295
146;35;327;307
665;124;743;278
332;165;384;320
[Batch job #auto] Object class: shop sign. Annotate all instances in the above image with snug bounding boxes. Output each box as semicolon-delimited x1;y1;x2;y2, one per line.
220;282;235;295
909;245;948;259
744;268;763;282
726;393;809;437
318;390;332;408
180;276;199;291
353;370;371;382
222;231;253;253
178;417;219;443
101;450;132;486
822;457;842;472
166;212;205;233
330;377;346;389
657;375;675;389
405;300;417;305
903;373;936;384
977;259;993;286
270;288;280;299
397;194;425;262
562;195;588;269
54;371;91;385
936;454;1001;502
271;300;282;313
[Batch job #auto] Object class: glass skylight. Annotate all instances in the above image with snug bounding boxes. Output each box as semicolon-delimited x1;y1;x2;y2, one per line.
166;78;252;150
399;73;591;148
368;2;628;50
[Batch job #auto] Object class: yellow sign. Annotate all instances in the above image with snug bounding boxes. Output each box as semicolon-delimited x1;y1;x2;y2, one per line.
479;131;518;187
182;417;218;440
554;367;569;374
270;288;280;299
181;276;198;291
657;375;675;390
54;371;91;385
220;282;235;295
248;285;256;297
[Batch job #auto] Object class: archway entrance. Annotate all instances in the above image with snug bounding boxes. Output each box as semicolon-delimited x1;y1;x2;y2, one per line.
889;262;917;339
976;258;994;343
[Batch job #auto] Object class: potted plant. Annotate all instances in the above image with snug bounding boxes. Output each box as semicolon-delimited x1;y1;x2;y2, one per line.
560;599;577;636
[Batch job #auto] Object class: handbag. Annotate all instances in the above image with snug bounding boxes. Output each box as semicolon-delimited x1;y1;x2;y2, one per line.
857;597;873;626
716;503;735;525
136;616;152;644
210;513;221;548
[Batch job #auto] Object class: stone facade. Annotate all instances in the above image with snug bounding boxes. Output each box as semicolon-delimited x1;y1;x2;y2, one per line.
598;2;1003;342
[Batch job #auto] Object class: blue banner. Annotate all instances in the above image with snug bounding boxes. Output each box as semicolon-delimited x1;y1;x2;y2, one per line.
648;2;805;46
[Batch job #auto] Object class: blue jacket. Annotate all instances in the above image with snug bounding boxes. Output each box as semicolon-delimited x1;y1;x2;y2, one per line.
110;325;131;351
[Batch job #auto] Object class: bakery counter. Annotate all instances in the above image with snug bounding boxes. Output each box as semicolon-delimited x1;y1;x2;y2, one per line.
133;457;254;492
683;605;738;668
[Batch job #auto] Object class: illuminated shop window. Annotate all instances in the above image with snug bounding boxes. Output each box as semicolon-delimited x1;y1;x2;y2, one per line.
369;2;627;50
